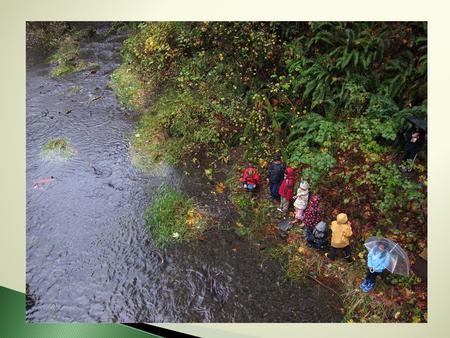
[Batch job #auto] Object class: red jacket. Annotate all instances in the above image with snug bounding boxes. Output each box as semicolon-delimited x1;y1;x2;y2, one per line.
242;167;261;185
278;167;295;200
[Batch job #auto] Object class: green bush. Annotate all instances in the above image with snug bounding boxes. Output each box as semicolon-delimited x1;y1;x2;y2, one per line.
366;163;425;220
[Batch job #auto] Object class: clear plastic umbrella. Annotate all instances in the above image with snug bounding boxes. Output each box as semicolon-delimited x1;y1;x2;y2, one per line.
364;237;410;277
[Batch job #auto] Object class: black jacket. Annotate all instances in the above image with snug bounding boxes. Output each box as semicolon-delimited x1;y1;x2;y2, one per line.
268;162;286;184
405;127;425;154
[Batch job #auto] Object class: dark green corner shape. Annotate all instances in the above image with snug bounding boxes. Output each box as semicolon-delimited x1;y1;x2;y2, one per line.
0;286;160;338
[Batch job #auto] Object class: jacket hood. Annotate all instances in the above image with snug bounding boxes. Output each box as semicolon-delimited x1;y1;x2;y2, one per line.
286;167;294;178
316;221;327;232
310;195;320;205
336;213;348;224
299;181;310;190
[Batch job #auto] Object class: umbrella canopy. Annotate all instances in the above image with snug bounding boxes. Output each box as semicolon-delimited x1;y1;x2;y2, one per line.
364;237;410;277
406;115;427;131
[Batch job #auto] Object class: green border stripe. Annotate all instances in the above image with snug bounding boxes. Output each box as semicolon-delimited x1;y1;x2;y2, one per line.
0;286;160;338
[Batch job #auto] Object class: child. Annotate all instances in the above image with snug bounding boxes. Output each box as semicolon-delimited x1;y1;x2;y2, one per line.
241;163;261;192
302;195;322;242
291;181;309;224
326;213;353;262
306;221;329;250
277;167;295;213
360;242;391;292
267;154;286;201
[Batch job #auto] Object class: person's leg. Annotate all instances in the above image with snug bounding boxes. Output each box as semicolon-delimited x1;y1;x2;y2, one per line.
361;269;373;291
291;208;300;224
306;231;314;247
278;197;285;211
269;183;274;199
364;270;380;291
296;207;305;220
273;183;281;200
327;246;337;260
343;245;352;262
281;197;289;212
365;269;376;283
317;238;327;250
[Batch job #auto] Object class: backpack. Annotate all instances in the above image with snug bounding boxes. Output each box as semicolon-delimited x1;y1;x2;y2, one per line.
313;227;326;239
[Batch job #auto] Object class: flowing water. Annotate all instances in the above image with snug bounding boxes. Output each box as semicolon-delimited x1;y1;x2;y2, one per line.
26;25;341;323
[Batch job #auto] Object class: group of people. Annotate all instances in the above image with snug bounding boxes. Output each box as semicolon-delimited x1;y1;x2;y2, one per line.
240;154;391;292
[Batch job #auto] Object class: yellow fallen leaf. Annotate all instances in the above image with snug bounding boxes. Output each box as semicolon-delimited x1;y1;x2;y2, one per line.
235;222;244;228
204;168;213;179
215;182;226;193
358;252;365;259
186;209;196;226
297;246;307;254
259;158;268;168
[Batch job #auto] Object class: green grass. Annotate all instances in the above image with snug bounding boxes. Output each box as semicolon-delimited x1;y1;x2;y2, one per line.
129;114;175;171
42;138;75;159
71;85;81;93
340;265;394;322
51;60;99;78
144;185;208;247
110;64;149;112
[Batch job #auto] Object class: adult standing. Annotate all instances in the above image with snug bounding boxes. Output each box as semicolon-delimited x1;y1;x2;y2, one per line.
267;153;285;202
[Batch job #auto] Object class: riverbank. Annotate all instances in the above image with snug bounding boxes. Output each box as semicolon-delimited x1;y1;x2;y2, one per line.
109;22;427;322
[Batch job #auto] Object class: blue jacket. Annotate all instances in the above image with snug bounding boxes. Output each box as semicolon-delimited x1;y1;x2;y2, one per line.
367;247;391;272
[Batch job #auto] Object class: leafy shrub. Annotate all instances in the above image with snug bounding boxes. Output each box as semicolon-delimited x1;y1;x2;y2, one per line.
26;22;70;61
366;163;425;221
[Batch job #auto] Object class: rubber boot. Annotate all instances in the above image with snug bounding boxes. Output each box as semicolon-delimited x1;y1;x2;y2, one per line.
359;279;369;291
365;280;375;292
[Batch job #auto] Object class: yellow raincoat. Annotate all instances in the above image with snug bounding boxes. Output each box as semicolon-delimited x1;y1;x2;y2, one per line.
330;213;353;248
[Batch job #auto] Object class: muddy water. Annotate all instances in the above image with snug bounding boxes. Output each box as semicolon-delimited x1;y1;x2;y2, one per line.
26;25;341;323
